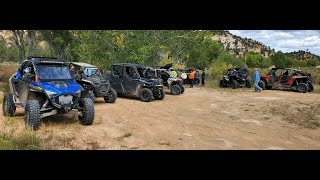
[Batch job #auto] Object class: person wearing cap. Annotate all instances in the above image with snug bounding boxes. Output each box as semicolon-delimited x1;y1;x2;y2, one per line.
254;67;262;92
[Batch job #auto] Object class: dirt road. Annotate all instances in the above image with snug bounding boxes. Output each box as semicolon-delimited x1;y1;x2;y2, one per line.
1;87;320;150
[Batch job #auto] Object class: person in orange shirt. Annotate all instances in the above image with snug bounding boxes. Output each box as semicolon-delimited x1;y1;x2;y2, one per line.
189;69;195;88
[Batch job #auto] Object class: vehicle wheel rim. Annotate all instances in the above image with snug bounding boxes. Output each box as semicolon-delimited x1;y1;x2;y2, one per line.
173;87;179;94
142;92;149;99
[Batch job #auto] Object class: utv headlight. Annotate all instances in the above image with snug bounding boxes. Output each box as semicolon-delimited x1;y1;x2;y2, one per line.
45;90;57;97
74;89;81;97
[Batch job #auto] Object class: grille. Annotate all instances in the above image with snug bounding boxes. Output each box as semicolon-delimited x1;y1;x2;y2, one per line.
58;95;73;105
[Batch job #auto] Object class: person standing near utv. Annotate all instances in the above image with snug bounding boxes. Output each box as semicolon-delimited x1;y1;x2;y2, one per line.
194;70;200;86
201;69;206;86
189;69;195;88
254;68;262;92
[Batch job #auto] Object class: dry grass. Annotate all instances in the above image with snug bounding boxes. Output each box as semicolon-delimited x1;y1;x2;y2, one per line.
0;116;55;150
117;132;132;141
54;136;77;149
0;91;3;103
269;102;320;129
312;84;320;94
159;139;171;146
0;127;43;150
0;63;19;92
86;140;101;150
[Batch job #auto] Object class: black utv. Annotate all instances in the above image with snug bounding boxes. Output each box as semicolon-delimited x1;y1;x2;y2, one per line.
219;67;251;89
69;62;117;103
107;63;165;102
2;57;94;130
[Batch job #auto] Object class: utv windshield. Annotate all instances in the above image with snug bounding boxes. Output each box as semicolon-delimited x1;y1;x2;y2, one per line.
36;64;73;80
137;67;155;79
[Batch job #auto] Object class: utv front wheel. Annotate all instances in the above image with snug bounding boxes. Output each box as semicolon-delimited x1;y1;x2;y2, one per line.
85;91;95;103
179;85;185;94
139;88;153;102
231;80;238;89
2;93;16;117
266;85;272;90
219;80;226;88
154;89;165;100
104;88;117;103
25;100;41;131
308;84;314;92
170;85;181;95
245;80;252;88
258;80;266;90
297;83;308;93
78;98;94;125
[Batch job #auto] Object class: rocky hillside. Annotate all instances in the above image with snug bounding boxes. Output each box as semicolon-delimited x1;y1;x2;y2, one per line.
284;50;320;61
211;30;275;58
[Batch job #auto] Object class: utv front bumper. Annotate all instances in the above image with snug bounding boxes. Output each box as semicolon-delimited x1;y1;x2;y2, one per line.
49;94;80;113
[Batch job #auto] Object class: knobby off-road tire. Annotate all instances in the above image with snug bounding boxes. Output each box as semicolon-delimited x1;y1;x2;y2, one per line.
308;84;314;92
170;85;181;95
79;98;94;125
85;91;95;103
258;80;266;90
2;93;16;117
104;88;117;103
231;80;238;89
245;80;252;88
139;88;153;102
219;80;226;88
25;100;41;131
266;85;272;90
154;89;165;100
297;83;308;93
239;68;249;78
179;85;185;94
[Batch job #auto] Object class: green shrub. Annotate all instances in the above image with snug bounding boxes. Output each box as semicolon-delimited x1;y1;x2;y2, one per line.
0;128;42;150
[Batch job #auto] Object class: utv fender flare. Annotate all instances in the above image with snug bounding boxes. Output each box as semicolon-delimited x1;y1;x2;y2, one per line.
28;84;43;93
76;79;93;98
8;73;18;95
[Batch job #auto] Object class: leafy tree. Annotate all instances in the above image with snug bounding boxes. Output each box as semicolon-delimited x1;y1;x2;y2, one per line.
242;52;264;67
10;30;37;61
39;30;73;59
185;39;222;69
270;52;287;68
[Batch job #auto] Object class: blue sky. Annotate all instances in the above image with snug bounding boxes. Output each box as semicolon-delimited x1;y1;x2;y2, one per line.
229;30;320;56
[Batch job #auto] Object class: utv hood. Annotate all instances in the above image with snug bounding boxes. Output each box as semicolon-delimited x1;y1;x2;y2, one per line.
35;81;81;95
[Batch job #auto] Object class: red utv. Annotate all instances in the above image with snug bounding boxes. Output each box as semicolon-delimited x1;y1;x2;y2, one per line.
258;68;314;93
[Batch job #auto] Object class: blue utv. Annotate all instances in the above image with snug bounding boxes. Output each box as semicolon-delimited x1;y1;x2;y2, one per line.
2;57;95;130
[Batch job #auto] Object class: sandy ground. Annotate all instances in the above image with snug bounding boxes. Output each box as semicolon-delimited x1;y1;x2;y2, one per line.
1;86;320;150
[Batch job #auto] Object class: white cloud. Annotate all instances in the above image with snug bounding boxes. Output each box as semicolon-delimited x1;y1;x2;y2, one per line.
228;30;320;55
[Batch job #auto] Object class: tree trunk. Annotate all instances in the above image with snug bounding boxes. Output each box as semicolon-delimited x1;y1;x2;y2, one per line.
12;30;26;61
27;30;36;57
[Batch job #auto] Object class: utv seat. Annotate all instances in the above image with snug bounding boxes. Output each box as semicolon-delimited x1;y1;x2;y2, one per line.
281;75;290;83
